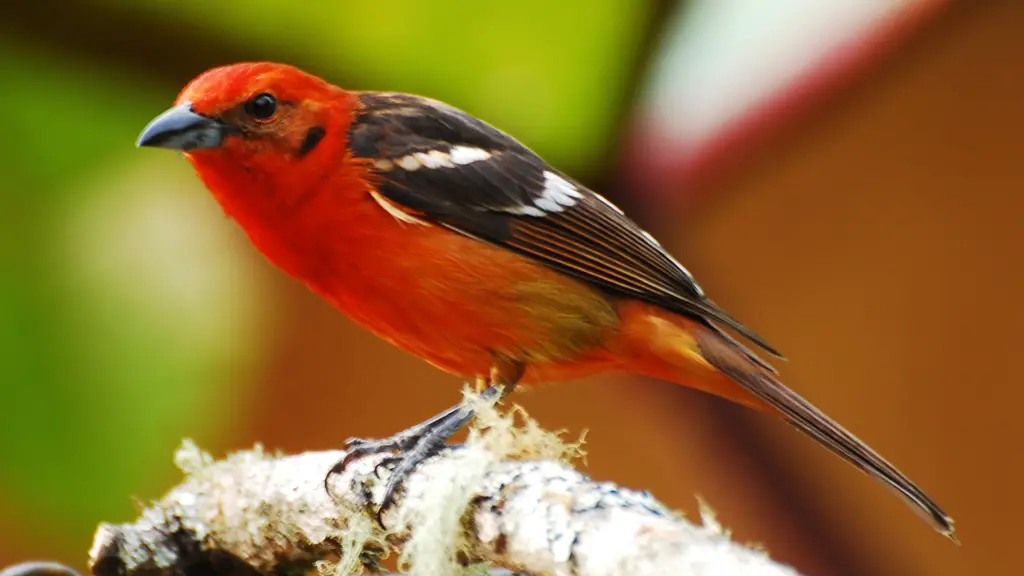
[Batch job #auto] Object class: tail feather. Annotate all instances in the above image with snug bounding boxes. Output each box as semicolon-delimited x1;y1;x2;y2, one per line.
695;328;957;542
704;320;780;375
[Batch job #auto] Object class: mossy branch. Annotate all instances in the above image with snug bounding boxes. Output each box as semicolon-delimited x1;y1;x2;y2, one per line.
40;392;802;576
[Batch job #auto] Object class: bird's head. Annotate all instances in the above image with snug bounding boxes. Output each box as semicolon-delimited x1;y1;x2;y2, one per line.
137;62;357;194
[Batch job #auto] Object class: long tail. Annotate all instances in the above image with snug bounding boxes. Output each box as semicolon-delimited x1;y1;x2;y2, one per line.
692;325;957;542
623;301;956;541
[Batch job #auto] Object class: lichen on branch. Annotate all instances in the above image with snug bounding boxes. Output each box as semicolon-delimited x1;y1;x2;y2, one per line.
84;391;800;576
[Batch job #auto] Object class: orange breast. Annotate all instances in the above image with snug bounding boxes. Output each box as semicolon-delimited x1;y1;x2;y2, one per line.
258;186;623;381
187;137;625;384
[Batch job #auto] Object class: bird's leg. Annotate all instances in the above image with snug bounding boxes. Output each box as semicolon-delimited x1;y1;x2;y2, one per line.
342;404;465;456
326;358;524;524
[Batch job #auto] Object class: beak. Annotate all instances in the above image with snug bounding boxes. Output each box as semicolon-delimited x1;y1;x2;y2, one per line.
136;103;234;150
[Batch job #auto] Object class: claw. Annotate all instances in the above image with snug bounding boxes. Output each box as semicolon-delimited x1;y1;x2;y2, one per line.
374;456;400;479
323;376;522;528
325;436;402;499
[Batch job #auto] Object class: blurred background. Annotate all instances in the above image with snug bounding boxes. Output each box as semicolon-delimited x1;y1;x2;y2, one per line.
0;1;1019;574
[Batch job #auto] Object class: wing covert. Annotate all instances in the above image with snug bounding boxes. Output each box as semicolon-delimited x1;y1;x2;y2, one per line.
347;92;783;359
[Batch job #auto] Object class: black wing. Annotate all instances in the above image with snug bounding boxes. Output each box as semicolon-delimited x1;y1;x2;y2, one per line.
348;92;783;362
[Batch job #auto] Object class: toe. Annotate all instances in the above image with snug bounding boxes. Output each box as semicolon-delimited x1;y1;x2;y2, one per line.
373;456;401;479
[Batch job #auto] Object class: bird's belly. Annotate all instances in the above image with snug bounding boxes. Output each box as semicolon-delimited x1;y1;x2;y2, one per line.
307;224;622;380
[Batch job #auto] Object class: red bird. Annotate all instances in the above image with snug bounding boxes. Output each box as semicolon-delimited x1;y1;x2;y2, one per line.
138;62;954;540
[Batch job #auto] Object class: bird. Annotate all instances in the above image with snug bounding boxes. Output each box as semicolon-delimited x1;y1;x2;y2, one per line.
136;61;955;541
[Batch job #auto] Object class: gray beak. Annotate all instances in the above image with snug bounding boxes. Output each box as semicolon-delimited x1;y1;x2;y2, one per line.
136;103;234;150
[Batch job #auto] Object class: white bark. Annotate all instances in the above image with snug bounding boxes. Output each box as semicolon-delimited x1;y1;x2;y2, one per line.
86;437;801;576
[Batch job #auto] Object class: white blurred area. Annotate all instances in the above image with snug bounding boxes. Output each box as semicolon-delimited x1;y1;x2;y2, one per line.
641;0;934;159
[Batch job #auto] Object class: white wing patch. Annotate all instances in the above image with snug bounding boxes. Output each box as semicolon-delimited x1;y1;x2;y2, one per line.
376;145;493;173
450;145;492;165
506;171;583;217
396;155;421;171
504;205;546;217
539;171;583;210
415;149;455;169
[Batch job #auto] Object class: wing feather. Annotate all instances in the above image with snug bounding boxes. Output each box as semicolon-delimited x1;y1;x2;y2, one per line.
348;91;784;361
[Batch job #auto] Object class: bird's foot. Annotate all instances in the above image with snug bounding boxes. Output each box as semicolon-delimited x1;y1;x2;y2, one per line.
326;404;472;526
325;378;519;527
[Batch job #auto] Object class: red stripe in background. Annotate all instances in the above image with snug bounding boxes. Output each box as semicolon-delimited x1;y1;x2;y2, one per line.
623;0;952;203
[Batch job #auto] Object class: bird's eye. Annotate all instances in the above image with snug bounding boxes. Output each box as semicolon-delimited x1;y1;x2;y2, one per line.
244;93;277;121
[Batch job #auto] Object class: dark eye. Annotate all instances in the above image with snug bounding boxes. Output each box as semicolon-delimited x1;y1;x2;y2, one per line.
244;93;277;120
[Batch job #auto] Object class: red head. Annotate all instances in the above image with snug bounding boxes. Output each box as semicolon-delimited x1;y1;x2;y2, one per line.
137;62;361;222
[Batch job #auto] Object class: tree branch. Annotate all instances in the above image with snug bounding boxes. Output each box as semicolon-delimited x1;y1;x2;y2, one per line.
82;399;800;576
